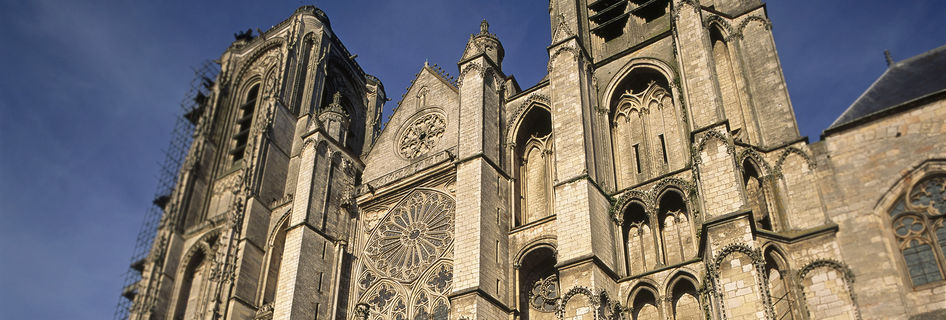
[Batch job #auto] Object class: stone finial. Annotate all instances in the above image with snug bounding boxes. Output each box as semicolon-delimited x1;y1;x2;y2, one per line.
480;19;489;34
884;50;895;67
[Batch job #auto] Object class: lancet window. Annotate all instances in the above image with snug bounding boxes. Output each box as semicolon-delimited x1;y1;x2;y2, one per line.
764;248;798;320
175;251;208;320
259;219;288;305
657;191;696;265
889;175;946;286
623;202;658;275
710;26;751;142
514;106;554;226
231;83;260;163
669;278;702;320
742;159;777;230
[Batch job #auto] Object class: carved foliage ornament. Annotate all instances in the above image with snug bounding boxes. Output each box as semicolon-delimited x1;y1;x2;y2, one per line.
398;112;446;159
364;190;455;283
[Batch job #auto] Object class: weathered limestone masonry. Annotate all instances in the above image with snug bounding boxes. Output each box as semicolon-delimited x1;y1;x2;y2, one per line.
121;1;946;320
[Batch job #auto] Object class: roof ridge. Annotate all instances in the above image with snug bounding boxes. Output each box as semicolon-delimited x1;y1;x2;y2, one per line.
827;44;946;130
890;44;946;67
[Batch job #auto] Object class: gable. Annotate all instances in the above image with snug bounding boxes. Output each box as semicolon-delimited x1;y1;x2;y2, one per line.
361;66;460;185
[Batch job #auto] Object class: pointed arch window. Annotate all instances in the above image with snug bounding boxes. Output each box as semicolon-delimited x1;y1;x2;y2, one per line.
517;247;558;320
259;218;288;305
628;287;660;320
710;26;751;142
610;68;685;189
657;191;696;265
514;106;554;226
623;202;657;275
764;249;798;320
175;251;208;320
669;279;703;320
889;175;946;286
742;159;777;230
231;83;260;163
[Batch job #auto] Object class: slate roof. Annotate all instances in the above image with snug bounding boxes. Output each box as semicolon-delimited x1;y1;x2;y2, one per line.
827;45;946;131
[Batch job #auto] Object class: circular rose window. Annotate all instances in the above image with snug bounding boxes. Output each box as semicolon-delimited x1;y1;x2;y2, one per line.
364;189;454;283
398;112;446;159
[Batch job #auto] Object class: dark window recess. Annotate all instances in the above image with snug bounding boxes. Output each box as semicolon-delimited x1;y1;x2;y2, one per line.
232;84;259;162
630;0;668;22
658;134;668;164
633;144;642;173
589;0;629;41
903;241;943;286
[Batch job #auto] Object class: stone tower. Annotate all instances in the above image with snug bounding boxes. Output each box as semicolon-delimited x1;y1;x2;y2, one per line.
125;7;385;320
121;1;946;320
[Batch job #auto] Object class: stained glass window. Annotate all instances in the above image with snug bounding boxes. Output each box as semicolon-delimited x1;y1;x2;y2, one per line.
890;175;946;286
902;240;943;285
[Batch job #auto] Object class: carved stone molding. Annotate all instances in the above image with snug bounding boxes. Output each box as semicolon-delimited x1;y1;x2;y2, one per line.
505;93;551;135
609;176;698;223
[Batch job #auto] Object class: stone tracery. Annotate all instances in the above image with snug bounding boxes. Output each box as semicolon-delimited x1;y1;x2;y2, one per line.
398;112;446;159
364;190;454;283
890;175;946;286
359;190;455;319
529;274;560;312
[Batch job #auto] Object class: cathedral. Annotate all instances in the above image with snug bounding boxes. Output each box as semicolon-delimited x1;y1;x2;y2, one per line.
118;1;946;319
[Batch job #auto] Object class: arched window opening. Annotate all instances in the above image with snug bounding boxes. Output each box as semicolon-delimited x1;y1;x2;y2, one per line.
764;249;797;320
670;279;702;320
515;107;554;226
175;251;207;320
261;219;288;305
623;202;657;275
610;68;685;189
518;247;559;320
232;83;260;164
743;159;773;230
629;287;660;320
710;26;749;142
658;191;695;265
889;175;946;286
289;36;315;116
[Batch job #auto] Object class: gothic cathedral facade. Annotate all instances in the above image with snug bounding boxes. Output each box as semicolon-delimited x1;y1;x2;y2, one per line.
122;1;946;320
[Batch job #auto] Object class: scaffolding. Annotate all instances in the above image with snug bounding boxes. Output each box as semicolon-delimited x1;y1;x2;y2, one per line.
113;61;218;320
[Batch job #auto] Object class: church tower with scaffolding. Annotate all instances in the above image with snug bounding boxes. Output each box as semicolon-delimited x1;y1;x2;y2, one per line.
116;1;946;320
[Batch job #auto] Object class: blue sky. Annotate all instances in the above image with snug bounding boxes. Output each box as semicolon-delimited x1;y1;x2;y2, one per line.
0;0;943;319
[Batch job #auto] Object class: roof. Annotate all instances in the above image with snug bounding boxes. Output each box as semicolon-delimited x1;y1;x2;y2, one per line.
827;45;946;131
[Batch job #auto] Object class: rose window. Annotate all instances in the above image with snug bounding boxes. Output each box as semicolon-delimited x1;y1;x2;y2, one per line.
398;113;446;159
364;190;454;283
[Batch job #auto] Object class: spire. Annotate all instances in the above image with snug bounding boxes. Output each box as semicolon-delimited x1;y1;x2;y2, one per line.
459;19;505;66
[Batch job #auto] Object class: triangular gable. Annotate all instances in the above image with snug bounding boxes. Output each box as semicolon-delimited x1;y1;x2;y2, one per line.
361;64;460;184
551;14;573;43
